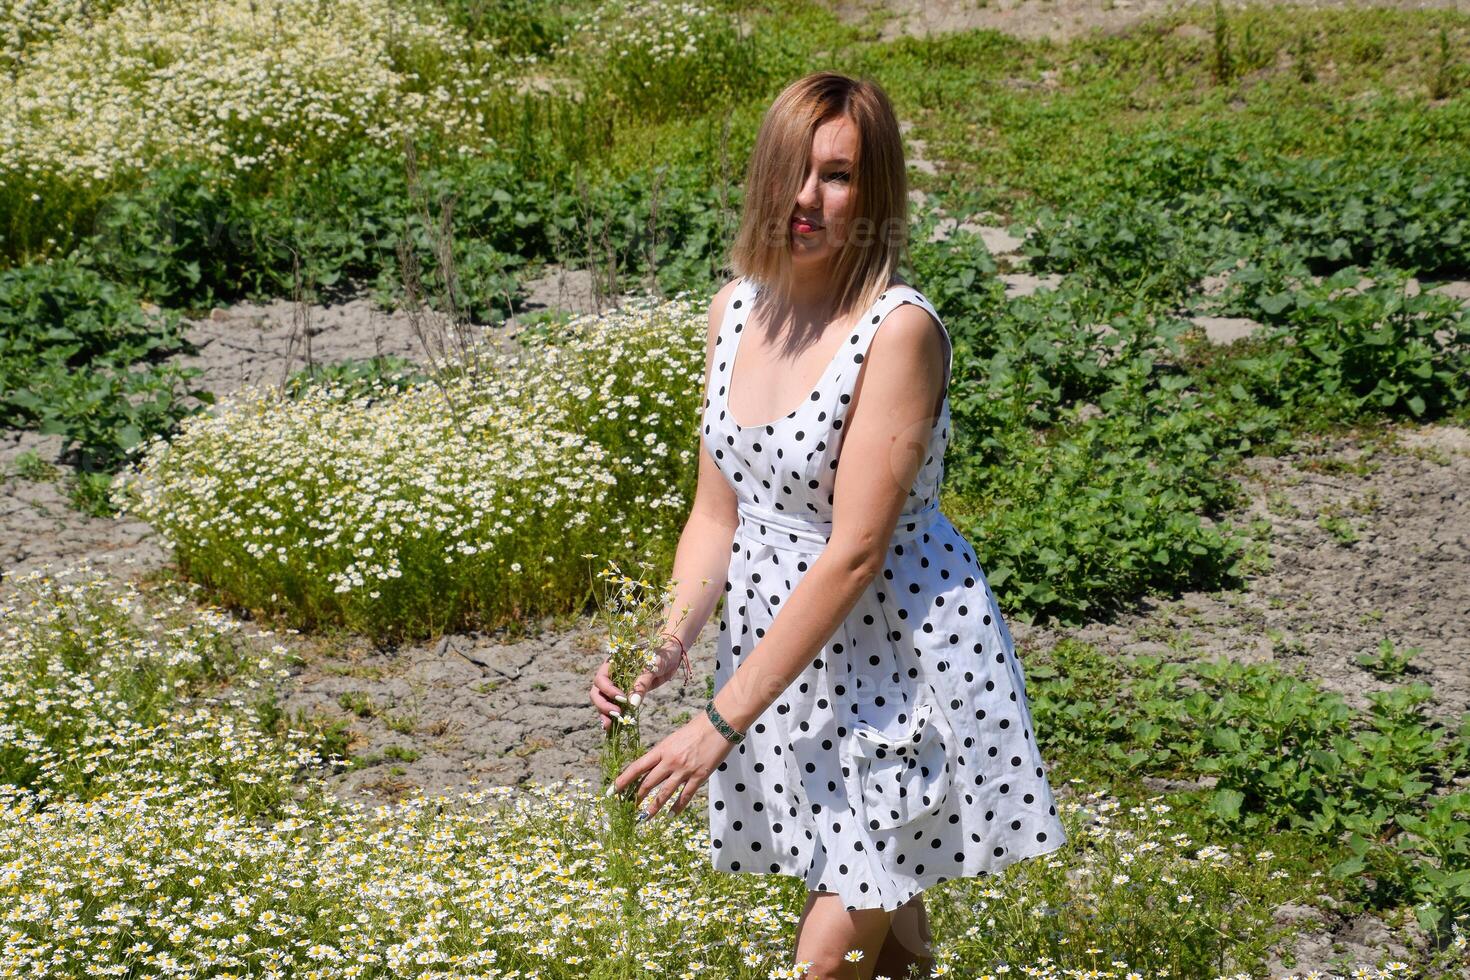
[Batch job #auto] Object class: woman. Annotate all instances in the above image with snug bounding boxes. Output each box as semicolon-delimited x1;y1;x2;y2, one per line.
590;71;1067;980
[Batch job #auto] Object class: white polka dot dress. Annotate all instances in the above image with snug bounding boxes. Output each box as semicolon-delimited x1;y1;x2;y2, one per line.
701;276;1068;912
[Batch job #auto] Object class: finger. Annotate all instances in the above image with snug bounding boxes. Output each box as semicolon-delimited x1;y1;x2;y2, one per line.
633;762;671;809
588;669;629;708
590;696;622;733
641;778;672;817
635;767;668;809
589;684;624;716
613;748;661;796
631;670;657;699
593;666;629;704
650;779;685;818
653;777;695;818
670;776;702;816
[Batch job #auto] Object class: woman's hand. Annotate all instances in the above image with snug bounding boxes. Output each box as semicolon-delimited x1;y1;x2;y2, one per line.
588;639;687;733
609;710;735;817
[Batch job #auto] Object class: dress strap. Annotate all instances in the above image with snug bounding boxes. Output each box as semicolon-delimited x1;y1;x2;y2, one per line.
710;277;755;409
830;286;952;407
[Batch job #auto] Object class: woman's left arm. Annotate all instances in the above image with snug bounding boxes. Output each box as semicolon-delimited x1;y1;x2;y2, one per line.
612;303;949;818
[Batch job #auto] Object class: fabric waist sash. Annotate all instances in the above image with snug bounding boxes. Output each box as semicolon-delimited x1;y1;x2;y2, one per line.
735;499;942;554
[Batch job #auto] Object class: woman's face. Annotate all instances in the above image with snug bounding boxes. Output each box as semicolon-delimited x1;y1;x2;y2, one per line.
788;115;858;269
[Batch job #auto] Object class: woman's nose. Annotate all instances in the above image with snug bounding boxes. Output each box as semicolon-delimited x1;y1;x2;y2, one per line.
795;171;821;210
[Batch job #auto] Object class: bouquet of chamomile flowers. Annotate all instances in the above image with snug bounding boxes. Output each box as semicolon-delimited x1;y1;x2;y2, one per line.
584;556;695;817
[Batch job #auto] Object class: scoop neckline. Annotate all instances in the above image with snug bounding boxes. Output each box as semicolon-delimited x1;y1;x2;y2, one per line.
725;279;902;431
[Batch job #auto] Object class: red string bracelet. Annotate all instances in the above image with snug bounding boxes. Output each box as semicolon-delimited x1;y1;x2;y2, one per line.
659;630;692;683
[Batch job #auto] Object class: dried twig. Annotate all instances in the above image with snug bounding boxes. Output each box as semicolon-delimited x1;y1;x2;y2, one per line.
600;189;618;311
276;245;314;397
395;135;504;439
646;165;664;300
715;112;734;283
576;170;602;314
396;234;470;442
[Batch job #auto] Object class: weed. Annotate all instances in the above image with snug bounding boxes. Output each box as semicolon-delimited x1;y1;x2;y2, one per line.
1355;638;1420;680
385;712;417;735
1316;506;1360;545
338;691;379;719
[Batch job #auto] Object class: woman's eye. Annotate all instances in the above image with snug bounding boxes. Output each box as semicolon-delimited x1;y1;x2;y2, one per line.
826;171;850;182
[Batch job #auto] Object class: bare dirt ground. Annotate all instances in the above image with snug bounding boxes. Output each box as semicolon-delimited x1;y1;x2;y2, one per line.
1016;423;1470;726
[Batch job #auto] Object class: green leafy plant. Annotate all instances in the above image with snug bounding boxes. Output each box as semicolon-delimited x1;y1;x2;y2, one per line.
284;356;429;402
1317;506;1360;545
338;692;379;719
1356;638;1420;680
1026;642;1470;941
0;257;213;473
81;161;259;309
1258;266;1470;421
434;0;572;55
1291;31;1317;84
1211;0;1234;85
10;450;57;482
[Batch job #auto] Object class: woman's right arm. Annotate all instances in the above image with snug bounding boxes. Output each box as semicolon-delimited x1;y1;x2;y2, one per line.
590;280;742;722
659;279;743;653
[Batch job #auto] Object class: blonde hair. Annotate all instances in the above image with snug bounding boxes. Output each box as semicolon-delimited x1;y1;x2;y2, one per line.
728;71;909;320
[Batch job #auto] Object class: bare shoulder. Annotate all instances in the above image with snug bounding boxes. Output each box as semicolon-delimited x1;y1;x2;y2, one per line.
870;300;945;365
695;277;741;375
700;277;739;344
708;277;742;319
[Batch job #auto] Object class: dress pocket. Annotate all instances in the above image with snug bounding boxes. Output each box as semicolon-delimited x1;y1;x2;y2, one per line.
851;699;951;831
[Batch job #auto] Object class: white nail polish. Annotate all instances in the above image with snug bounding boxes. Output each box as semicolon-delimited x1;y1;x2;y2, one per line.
628;692;642;708
610;707;621;718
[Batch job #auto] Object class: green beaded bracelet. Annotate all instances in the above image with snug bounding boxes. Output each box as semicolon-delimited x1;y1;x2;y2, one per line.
704;699;744;744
